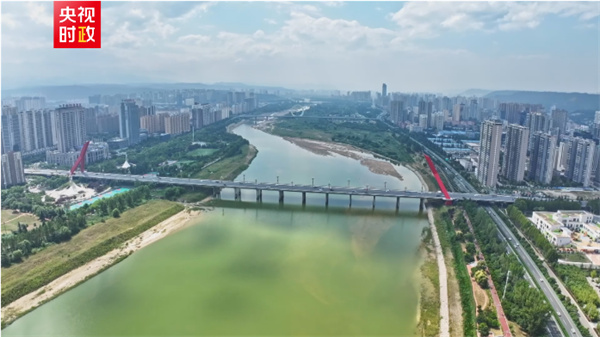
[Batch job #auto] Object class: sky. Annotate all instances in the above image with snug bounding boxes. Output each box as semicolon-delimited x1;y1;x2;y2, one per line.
1;1;599;94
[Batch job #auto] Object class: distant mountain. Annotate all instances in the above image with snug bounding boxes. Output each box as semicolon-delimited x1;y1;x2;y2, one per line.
458;89;492;97
1;82;292;101
484;90;600;112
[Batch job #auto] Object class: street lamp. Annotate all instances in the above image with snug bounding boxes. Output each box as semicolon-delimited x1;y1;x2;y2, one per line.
277;176;279;184
312;178;314;186
243;174;245;183
348;179;350;187
384;182;387;190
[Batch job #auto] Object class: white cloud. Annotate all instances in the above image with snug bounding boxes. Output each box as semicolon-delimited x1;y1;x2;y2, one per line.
390;2;600;37
264;18;278;25
26;2;53;27
1;13;20;29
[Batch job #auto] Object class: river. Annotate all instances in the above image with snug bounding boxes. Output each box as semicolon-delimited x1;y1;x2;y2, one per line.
3;124;429;336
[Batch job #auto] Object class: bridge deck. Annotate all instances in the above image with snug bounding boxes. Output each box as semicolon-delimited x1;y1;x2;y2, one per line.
24;169;517;203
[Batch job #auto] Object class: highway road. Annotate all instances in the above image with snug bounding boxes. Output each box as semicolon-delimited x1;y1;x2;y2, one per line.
404;132;583;337
486;208;582;337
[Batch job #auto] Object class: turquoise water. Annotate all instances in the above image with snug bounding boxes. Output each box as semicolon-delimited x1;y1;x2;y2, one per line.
69;188;131;210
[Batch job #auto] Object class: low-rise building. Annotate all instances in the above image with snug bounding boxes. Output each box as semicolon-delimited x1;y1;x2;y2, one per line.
46;142;110;167
532;210;598;246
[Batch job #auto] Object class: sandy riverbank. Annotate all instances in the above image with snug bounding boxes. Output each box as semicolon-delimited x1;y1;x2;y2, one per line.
1;208;203;325
282;137;404;181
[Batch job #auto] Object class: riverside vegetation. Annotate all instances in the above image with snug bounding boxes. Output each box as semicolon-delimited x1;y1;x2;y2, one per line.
2;199;183;308
1;186;152;268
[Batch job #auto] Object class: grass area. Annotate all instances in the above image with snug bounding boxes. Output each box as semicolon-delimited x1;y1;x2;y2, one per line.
1;200;184;306
1;210;40;233
559;252;592;263
417;227;440;336
188;148;218;158
270;119;417;164
194;144;257;181
432;207;466;337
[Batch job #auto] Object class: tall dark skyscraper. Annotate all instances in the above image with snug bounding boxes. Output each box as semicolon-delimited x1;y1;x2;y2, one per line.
120;99;141;146
498;103;520;124
551;109;568;136
381;83;387;106
478;119;503;187
527;112;549;151
389;100;405;124
565;137;596;187
53;104;86;153
502;124;529;182
528;132;556;184
1;106;21;154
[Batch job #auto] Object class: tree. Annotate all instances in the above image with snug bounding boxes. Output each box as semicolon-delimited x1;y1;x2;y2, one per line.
17;240;32;255
587;306;599;322
11;249;23;262
478;322;489;337
591;270;598;279
475;270;488;288
1;252;12;268
466;242;477;257
112;208;120;218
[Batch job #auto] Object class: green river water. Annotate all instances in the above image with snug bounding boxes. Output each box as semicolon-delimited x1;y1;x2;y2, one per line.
3;124;429;336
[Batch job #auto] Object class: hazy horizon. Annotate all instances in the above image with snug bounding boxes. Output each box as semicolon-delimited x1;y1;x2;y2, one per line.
2;1;599;94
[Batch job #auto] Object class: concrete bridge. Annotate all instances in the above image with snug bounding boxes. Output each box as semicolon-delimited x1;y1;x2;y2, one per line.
25;169;518;210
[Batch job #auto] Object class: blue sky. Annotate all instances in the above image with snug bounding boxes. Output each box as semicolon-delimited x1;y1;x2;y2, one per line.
2;1;599;94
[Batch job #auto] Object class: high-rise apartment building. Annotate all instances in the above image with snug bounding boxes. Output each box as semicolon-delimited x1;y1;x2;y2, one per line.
551;109;568;136
478;119;503;187
140;115;163;134
468;99;478;121
1;151;25;188
16;97;45;112
527;112;549;151
498;103;521;124
19;109;54;153
433;111;445;131
565;137;596;187
528;132;556;184
53;104;86;153
97;114;120;134
191;104;204;129
1;106;21;154
452;103;464;123
502;124;529;182
120;99;141;146
389;100;405;125
381;83;387;106
595;111;600;124
165;113;191;135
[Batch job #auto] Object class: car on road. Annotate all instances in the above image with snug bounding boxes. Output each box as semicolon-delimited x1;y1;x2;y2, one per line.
540;278;544;282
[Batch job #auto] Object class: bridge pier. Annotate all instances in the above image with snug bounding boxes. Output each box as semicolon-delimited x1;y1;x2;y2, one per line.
302;192;306;206
396;197;400;211
213;187;221;199
349;194;352;208
234;188;242;201
256;189;262;202
325;193;329;207
419;198;424;212
372;196;376;210
279;190;284;204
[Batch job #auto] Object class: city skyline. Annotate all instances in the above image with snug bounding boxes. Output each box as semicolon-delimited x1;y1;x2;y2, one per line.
2;1;599;94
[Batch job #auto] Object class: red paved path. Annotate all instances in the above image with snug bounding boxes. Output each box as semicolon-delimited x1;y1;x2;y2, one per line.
464;211;513;337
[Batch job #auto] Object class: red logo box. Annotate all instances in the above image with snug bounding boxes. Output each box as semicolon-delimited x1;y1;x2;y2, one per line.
54;1;101;48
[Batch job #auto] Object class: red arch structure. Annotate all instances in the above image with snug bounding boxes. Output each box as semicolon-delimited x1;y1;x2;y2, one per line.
423;154;452;203
70;141;91;175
